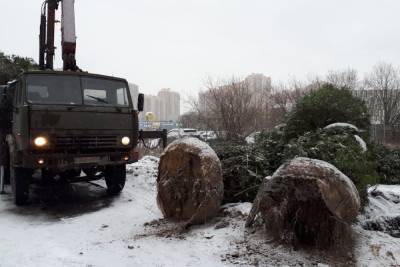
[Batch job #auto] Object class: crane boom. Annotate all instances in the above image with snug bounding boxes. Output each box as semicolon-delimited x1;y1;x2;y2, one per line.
61;0;78;71
39;0;79;71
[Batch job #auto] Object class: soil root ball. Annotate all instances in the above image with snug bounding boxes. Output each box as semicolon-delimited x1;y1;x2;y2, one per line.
157;137;224;226
246;157;360;247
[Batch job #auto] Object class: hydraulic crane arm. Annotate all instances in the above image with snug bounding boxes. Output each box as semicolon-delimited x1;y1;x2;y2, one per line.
39;0;79;71
61;0;78;71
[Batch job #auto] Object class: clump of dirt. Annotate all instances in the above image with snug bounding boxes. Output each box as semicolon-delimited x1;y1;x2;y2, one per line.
224;227;357;267
135;218;187;240
157;137;224;227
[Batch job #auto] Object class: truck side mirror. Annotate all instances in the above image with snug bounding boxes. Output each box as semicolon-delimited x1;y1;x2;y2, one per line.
137;93;144;112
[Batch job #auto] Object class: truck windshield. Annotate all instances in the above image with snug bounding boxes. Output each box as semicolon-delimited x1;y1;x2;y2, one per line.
26;75;82;105
26;74;130;107
82;77;129;107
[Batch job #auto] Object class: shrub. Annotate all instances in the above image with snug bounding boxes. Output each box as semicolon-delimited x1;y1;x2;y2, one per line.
213;121;383;205
283;127;379;205
254;128;287;173
211;128;287;203
373;144;400;184
212;142;269;203
213;84;374;205
284;84;370;140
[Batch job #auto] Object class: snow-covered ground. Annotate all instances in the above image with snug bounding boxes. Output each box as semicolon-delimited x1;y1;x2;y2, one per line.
0;157;399;266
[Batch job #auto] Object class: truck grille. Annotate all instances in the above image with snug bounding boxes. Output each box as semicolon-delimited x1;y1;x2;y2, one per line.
53;135;118;150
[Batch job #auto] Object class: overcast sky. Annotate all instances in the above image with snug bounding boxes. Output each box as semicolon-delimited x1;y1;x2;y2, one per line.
1;0;400;99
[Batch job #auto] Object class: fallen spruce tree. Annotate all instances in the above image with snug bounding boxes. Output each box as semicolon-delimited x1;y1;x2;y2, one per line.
246;157;360;248
211;143;270;203
212;123;375;205
283;125;377;206
157;137;224;227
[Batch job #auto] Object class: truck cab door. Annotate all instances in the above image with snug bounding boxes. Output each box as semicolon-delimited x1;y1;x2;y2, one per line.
10;81;29;151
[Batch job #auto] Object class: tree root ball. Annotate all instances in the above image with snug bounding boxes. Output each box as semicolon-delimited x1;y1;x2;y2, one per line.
157;137;224;226
246;157;360;247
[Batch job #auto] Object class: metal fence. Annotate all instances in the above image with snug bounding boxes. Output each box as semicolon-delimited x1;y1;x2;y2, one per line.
139;121;182;131
370;124;400;147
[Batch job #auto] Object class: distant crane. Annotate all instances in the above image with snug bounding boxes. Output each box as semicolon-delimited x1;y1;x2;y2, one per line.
39;0;79;71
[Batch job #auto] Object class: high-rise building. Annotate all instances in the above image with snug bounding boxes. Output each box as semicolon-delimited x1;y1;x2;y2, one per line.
128;83;139;108
131;85;180;122
157;88;180;121
245;73;272;93
198;90;212;113
144;95;161;119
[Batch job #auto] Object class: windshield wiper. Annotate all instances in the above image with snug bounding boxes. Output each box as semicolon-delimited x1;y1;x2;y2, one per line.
86;95;108;104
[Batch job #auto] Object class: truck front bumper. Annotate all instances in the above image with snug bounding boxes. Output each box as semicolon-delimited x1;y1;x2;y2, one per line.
18;150;139;170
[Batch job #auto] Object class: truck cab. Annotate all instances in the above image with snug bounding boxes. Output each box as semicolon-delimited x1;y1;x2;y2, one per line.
0;71;142;205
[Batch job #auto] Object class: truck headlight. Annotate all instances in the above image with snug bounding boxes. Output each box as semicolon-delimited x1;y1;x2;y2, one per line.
34;136;48;147
121;136;130;146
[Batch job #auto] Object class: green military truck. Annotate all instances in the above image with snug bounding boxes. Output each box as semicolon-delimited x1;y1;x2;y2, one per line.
0;0;170;206
0;71;144;205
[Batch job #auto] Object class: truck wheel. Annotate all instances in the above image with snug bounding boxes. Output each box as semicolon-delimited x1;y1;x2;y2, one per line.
4;164;10;184
10;166;32;206
104;164;126;195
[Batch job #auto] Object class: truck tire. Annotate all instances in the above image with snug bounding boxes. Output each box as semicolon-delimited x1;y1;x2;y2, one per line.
3;147;10;184
10;166;32;206
4;164;10;184
104;164;126;195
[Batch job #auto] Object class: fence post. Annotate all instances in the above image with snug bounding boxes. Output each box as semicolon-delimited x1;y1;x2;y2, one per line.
0;165;4;194
162;129;168;149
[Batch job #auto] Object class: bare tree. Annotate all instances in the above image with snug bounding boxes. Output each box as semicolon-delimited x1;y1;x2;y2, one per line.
206;78;260;140
270;79;313;125
187;76;270;141
272;82;305;111
364;62;400;127
185;91;219;131
178;111;201;129
326;69;360;90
